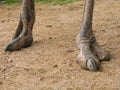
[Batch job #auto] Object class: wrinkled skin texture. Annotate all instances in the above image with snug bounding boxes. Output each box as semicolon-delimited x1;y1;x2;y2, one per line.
5;0;35;51
5;0;110;72
76;33;110;72
76;0;110;71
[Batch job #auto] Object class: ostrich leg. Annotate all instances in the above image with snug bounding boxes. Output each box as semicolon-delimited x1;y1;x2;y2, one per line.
76;0;110;71
5;0;35;51
12;17;23;39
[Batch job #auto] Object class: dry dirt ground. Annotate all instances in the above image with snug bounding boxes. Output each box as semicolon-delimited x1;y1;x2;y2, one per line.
0;0;120;90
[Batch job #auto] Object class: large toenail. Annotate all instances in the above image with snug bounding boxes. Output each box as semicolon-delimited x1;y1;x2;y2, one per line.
87;57;98;72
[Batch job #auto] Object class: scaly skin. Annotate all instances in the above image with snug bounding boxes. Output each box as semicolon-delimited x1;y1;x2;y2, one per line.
5;0;35;51
5;36;33;51
77;41;100;71
76;34;109;72
76;0;110;71
5;0;110;72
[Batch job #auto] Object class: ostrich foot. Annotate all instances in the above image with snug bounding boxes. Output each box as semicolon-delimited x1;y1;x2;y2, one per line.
77;41;100;72
76;34;110;71
5;36;33;51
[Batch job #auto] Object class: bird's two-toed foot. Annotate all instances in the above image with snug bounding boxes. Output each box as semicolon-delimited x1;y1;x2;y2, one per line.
76;35;110;72
5;36;33;51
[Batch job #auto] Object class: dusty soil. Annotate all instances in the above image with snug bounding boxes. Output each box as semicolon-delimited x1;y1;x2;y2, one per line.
0;0;120;90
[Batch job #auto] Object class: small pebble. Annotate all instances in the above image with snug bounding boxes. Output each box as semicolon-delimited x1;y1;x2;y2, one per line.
0;81;3;85
67;49;74;53
46;25;52;27
53;64;58;68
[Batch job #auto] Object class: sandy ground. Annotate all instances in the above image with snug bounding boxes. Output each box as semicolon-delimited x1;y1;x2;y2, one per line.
0;0;120;90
